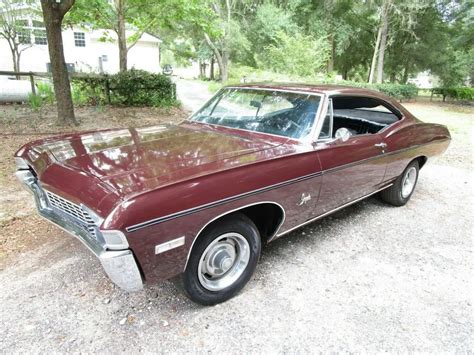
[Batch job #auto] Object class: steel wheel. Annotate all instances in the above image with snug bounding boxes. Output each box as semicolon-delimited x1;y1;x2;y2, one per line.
401;166;417;198
379;160;420;207
197;232;250;291
183;213;261;305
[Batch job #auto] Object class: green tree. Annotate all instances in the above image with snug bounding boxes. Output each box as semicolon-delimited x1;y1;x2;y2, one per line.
256;31;330;76
0;0;35;75
68;0;190;71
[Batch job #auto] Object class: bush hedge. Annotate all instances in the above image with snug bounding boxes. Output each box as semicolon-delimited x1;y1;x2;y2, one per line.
218;66;420;101
371;83;419;101
72;69;177;107
431;87;474;101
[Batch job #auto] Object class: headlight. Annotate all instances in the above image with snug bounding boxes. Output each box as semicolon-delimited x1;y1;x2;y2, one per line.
101;230;129;250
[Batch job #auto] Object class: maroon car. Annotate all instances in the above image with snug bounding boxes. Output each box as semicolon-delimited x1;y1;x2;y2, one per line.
15;84;450;305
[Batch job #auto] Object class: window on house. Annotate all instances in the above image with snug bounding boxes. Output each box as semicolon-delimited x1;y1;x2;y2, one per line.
16;20;31;44
74;32;86;47
32;21;47;45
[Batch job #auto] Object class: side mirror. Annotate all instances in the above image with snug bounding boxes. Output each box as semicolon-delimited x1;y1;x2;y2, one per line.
334;127;352;142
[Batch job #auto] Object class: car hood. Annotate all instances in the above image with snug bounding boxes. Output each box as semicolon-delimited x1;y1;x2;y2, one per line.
30;123;284;198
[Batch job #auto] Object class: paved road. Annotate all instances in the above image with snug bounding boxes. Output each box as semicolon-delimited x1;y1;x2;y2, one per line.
175;79;214;113
1;82;472;352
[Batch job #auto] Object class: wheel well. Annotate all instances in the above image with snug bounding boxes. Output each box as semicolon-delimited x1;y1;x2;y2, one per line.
414;156;428;169
197;203;285;244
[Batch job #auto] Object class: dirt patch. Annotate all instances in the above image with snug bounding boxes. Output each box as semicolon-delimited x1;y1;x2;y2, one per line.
0;104;186;135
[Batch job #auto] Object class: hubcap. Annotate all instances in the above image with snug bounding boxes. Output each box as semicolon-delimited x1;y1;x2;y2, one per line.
198;233;250;291
401;166;417;198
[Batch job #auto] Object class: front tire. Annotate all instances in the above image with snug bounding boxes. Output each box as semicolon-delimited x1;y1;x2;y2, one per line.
379;160;419;206
183;213;261;305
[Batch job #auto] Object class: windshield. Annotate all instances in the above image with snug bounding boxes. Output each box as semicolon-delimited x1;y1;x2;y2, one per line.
190;88;321;139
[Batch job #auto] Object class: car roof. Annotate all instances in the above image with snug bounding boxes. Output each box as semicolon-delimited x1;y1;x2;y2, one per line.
227;82;385;98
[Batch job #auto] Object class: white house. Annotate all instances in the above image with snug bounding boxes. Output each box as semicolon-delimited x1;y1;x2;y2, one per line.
0;18;161;74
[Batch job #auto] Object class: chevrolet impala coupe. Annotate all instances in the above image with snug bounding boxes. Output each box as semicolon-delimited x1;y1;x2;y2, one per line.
15;84;450;305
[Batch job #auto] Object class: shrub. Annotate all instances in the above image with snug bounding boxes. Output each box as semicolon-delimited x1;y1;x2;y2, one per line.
372;83;419;101
36;81;55;104
71;76;107;105
431;87;474;101
28;93;43;111
108;69;177;106
71;70;178;107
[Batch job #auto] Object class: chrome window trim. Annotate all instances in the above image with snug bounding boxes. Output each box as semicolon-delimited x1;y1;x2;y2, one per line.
183;201;286;271
187;86;325;144
318;93;406;139
313;97;333;142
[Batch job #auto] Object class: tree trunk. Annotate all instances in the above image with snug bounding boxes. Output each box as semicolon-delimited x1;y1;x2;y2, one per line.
204;33;228;82
210;57;215;80
220;51;228;82
342;68;348;80
6;40;20;78
116;0;127;71
402;62;411;83
368;24;382;83
375;0;390;84
327;32;335;73
40;0;76;125
14;49;21;74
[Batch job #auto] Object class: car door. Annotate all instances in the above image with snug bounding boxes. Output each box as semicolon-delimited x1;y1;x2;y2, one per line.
310;97;389;217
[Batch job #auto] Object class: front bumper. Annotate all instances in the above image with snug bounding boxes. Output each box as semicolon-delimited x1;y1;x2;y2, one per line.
16;169;143;292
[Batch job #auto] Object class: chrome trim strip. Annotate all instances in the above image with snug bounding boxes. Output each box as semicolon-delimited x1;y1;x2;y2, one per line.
155;236;185;255
183;201;286;271
126;138;450;233
126;171;321;232
273;183;394;239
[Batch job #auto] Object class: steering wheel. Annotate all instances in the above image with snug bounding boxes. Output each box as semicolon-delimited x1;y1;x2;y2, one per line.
260;116;301;131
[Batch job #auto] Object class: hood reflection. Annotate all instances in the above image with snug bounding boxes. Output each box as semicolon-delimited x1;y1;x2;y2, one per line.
38;124;295;197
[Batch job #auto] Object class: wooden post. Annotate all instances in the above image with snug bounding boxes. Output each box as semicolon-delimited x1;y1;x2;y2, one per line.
29;73;36;95
104;75;111;104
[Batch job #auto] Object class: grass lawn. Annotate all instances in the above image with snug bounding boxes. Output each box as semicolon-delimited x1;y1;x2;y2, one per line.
403;101;473;169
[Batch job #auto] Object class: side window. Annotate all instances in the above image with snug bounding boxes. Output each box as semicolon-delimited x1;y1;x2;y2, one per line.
331;96;401;136
318;99;333;139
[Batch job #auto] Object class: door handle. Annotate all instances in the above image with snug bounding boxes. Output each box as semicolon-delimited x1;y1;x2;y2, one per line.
374;143;387;149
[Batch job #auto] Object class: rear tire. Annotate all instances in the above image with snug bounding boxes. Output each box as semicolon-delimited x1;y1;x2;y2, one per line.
379;160;419;206
183;213;261;305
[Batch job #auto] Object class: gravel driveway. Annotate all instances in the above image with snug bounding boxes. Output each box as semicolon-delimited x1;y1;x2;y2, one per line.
1;82;473;352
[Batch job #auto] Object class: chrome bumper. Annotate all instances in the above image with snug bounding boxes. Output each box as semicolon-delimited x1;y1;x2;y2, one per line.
16;170;143;292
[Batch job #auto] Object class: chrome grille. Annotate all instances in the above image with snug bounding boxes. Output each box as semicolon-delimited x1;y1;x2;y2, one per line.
45;190;95;225
87;225;98;240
